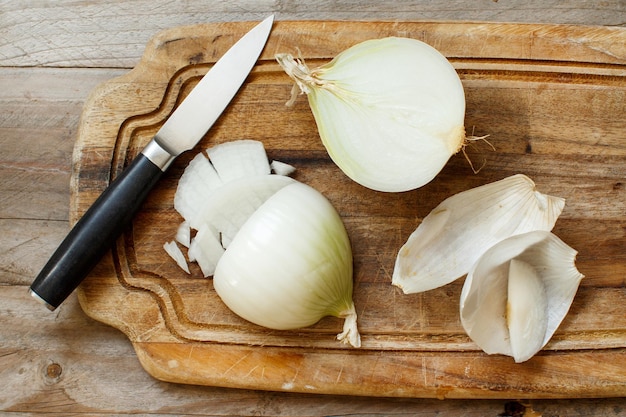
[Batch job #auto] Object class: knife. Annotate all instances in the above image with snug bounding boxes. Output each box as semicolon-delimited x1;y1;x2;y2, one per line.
29;15;275;311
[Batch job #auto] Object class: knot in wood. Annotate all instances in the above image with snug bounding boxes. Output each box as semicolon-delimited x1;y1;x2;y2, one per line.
44;362;63;383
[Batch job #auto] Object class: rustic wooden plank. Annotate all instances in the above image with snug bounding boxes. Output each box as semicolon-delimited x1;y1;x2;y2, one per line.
0;67;127;287
69;20;626;398
1;0;624;67
0;67;126;220
0;219;68;286
2;287;625;416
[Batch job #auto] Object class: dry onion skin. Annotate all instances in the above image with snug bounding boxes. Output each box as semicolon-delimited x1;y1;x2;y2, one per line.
460;231;584;363
392;174;565;294
276;37;469;192
391;174;583;362
165;139;360;347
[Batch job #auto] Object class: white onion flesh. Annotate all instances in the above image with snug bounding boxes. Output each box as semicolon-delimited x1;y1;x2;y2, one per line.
270;160;296;176
163;241;190;274
175;221;191;248
189;175;294;247
206;139;270;182
187;223;224;277
276;37;467;192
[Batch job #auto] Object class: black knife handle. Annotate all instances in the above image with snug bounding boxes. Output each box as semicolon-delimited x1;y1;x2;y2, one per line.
29;153;165;310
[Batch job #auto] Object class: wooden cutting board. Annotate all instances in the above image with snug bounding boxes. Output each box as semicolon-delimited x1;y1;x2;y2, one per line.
74;20;626;398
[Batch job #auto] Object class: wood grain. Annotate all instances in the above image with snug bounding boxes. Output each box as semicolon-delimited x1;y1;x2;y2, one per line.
3;285;626;414
0;68;126;286
2;0;624;68
7;282;626;415
2;1;626;414
69;20;626;399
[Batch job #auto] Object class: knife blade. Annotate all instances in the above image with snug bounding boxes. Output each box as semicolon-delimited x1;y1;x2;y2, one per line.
29;15;275;311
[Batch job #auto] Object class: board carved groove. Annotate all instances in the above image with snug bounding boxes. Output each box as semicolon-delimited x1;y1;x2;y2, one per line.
74;20;625;398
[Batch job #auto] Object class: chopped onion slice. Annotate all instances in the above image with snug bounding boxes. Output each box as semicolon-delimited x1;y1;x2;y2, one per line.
163;241;190;274
175;221;191;248
206;139;271;182
189;175;294;245
174;153;223;229
188;224;224;277
270;160;296;176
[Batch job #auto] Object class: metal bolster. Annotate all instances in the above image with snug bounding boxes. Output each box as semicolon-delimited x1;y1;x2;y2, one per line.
141;138;177;171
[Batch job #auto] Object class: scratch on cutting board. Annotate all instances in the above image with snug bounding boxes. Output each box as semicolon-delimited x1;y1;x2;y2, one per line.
222;352;252;376
369;352;382;382
244;365;260;378
281;365;301;390
335;364;344;384
377;251;394;282
132;318;160;341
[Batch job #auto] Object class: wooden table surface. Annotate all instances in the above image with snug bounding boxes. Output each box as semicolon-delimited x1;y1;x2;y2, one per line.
1;1;625;415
